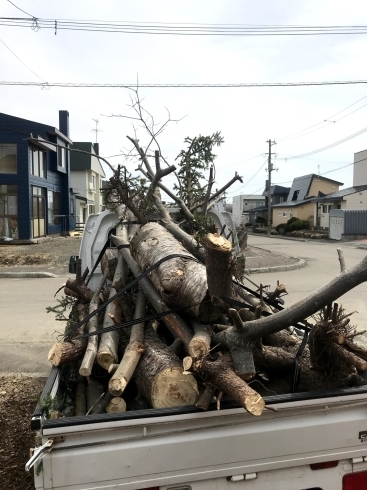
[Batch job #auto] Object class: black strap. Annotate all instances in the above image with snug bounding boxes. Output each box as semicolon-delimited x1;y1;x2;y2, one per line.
65;252;200;341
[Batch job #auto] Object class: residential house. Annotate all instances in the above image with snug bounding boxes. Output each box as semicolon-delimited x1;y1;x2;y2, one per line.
312;150;367;228
272;174;343;228
249;183;290;225
0;110;75;240
232;194;265;226
70;142;106;228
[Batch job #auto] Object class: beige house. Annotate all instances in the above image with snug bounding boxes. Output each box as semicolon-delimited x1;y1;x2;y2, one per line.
312;150;367;228
272;174;342;228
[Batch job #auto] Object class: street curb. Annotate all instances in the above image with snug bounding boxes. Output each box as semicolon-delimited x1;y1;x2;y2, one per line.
245;258;306;274
0;271;58;278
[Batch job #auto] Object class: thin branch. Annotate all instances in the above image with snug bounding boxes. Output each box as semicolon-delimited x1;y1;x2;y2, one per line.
190;172;243;212
337;248;346;272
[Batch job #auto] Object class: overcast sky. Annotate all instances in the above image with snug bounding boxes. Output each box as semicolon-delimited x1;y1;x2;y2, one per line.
2;0;367;201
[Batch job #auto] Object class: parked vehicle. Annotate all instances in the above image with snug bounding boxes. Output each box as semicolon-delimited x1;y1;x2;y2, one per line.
28;211;367;490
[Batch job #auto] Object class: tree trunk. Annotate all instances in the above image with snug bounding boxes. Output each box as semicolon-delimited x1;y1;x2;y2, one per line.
132;328;199;409
205;233;234;299
130;222;220;322
109;290;146;396
192;353;265;416
97;255;123;370
79;270;108;377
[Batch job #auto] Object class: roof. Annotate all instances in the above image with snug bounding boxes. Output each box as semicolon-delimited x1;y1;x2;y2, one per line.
70;142;105;176
285;173;343;203
262;185;290;197
273;197;314;208
311;185;367;202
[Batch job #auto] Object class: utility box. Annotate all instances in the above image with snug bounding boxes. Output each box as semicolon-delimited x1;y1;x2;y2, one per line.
329;209;367;240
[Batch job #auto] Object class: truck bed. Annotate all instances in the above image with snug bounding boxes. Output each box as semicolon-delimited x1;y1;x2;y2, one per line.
32;368;367;490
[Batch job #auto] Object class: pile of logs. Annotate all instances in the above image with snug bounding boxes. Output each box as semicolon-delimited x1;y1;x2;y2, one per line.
47;221;367;418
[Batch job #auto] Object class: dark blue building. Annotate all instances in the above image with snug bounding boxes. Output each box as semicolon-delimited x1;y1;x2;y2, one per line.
0;110;76;240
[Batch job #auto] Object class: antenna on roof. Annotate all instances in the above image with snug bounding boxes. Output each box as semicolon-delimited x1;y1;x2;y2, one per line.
91;118;104;143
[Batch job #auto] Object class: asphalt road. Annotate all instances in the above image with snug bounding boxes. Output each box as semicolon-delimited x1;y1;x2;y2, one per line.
247;235;367;331
1;235;367;374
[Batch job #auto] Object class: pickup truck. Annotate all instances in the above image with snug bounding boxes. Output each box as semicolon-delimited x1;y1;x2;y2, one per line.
28;211;367;490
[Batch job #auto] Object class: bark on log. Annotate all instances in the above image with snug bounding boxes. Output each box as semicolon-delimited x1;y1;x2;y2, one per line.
97;255;123;370
79;270;108;377
48;304;88;366
188;320;212;359
109;290;146;396
205;233;233;299
101;248;119;281
196;384;216;410
132;328;199;409
130;222;213;321
110;233;193;347
192;353;265;416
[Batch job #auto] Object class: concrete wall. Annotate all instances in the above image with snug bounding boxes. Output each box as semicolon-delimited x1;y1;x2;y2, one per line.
354;150;367;187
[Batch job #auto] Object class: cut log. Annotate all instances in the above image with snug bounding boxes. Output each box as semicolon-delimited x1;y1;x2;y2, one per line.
205;233;233;299
101;248;119;281
130;222;216;322
110;233;193;347
106;397;127;413
109;290;146;397
48;304;88;366
196;384;216;410
79;270;108;377
132;328;199;409
192;353;265;416
188;320;211;358
97;255;123;370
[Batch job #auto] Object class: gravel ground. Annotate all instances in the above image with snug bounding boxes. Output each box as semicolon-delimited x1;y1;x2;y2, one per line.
0;375;45;490
0;236;82;275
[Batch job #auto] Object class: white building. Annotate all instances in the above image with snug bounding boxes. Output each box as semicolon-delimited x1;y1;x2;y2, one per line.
70;142;106;228
232;194;265;227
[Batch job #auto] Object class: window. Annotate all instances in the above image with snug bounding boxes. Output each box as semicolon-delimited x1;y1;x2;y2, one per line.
0;185;18;238
282;212;287;217
0;144;17;174
48;190;62;225
30;146;46;178
322;205;327;213
92;174;96;190
278;211;282;216
292;190;300;201
279;197;284;203
328;205;333;212
89;204;95;215
57;146;66;168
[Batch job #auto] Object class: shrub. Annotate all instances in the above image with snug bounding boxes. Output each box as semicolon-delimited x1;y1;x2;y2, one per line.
287;217;299;226
288;219;310;231
275;223;287;232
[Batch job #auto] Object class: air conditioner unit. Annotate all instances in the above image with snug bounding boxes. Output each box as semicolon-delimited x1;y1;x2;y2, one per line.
89;183;95;191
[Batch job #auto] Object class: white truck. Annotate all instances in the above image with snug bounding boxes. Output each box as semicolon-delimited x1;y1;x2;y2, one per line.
28;211;367;490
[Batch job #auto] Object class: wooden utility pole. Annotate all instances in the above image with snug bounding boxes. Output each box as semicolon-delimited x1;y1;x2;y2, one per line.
266;139;276;236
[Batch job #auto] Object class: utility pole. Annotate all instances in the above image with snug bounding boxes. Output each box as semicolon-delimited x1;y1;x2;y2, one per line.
266;139;277;236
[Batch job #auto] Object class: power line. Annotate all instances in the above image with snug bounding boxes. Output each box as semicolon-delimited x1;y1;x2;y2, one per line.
6;1;37;19
280;125;367;161
0;39;47;82
2;17;367;36
2;80;367;89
